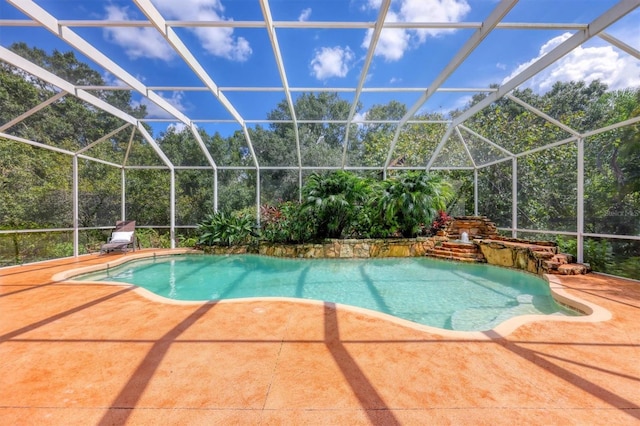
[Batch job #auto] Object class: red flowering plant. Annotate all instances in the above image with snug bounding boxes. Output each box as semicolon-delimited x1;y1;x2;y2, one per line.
429;210;451;236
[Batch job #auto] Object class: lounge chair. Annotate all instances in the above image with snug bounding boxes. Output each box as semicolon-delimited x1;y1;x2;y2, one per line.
100;220;137;254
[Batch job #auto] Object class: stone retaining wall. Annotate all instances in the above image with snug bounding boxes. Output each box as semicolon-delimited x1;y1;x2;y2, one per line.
203;235;586;275
443;216;499;240
476;239;557;275
205;238;437;258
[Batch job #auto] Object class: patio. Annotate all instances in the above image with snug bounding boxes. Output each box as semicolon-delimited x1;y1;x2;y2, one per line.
1;251;639;425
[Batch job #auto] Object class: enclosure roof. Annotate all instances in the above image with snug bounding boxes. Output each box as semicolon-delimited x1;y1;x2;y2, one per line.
1;0;639;171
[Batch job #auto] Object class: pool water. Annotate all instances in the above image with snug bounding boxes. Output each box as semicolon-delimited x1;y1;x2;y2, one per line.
76;254;578;331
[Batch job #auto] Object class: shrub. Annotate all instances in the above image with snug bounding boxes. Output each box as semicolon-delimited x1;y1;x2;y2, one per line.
429;210;452;236
610;256;640;280
372;171;453;237
283;171;456;240
301;171;372;239
260;202;313;243
556;236;613;272
135;228;172;248
197;211;256;246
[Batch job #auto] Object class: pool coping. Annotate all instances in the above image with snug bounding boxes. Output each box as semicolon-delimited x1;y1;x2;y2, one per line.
52;250;612;339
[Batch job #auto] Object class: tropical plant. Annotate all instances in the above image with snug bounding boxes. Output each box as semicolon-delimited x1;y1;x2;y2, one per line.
197;211;256;246
260;201;314;243
372;171;453;237
300;171;372;239
429;210;452;236
177;234;199;248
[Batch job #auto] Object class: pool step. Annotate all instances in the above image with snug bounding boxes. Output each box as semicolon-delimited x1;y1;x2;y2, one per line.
441;242;479;253
426;242;486;263
543;253;591;275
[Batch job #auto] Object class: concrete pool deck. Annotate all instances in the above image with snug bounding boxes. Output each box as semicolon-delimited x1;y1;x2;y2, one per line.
1;250;639;425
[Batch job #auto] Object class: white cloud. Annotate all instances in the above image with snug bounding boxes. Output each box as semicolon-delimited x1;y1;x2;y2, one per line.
167;122;188;133
503;33;640;92
400;0;470;42
362;12;409;62
104;6;175;60
136;91;188;119
362;0;470;61
310;46;355;80
102;71;128;87
298;8;312;21
105;1;251;62
152;0;251;61
352;111;367;123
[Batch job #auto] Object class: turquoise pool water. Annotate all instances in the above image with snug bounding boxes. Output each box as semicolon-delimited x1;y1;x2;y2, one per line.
76;254;578;331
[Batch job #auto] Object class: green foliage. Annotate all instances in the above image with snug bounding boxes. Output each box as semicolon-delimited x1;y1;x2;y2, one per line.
609;257;640;281
262;171;453;240
178;235;199;248
197;211;256;247
372;171;453;237
0;231;74;265
2;41;640;281
135;228;172;249
556;236;613;273
301;171;372;239
260;202;313;243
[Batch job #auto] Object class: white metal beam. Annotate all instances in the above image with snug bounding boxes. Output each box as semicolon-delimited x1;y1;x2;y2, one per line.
9;0;192;125
475;156;513;170
133;0;244;126
455;126;477;169
427;0;639;170
2;18;599;32
512;157;517;238
455;0;639;125
581;115;640;138
65;84;530;94
259;0;302;169
136;123;175;170
505;94;580;137
599;32;640;59
123;127;135;167
516;136;578;158
426;125;455;170
457;124;515;157
0;131;75;156
189;124;218;171
0;131;122;168
341;0;392;168
577;138;585;263
170;169;176;248
0;46;138;125
474;169;478;216
76;123;131;155
385;0;519;171
242;125;260;169
0;91;67;132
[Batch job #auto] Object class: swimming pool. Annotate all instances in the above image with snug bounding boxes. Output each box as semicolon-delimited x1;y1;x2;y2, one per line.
75;254;579;331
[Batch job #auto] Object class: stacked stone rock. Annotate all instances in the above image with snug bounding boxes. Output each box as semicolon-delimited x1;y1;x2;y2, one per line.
203;214;591;275
443;216;499;240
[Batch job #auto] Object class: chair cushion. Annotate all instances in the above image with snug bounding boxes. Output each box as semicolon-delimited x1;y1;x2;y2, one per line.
111;231;133;243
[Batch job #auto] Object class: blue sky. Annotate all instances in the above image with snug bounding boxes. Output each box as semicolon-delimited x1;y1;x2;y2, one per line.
1;0;639;137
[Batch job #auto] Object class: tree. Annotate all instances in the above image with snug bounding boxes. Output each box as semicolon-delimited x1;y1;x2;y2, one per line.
249;125;299;203
267;92;359;167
